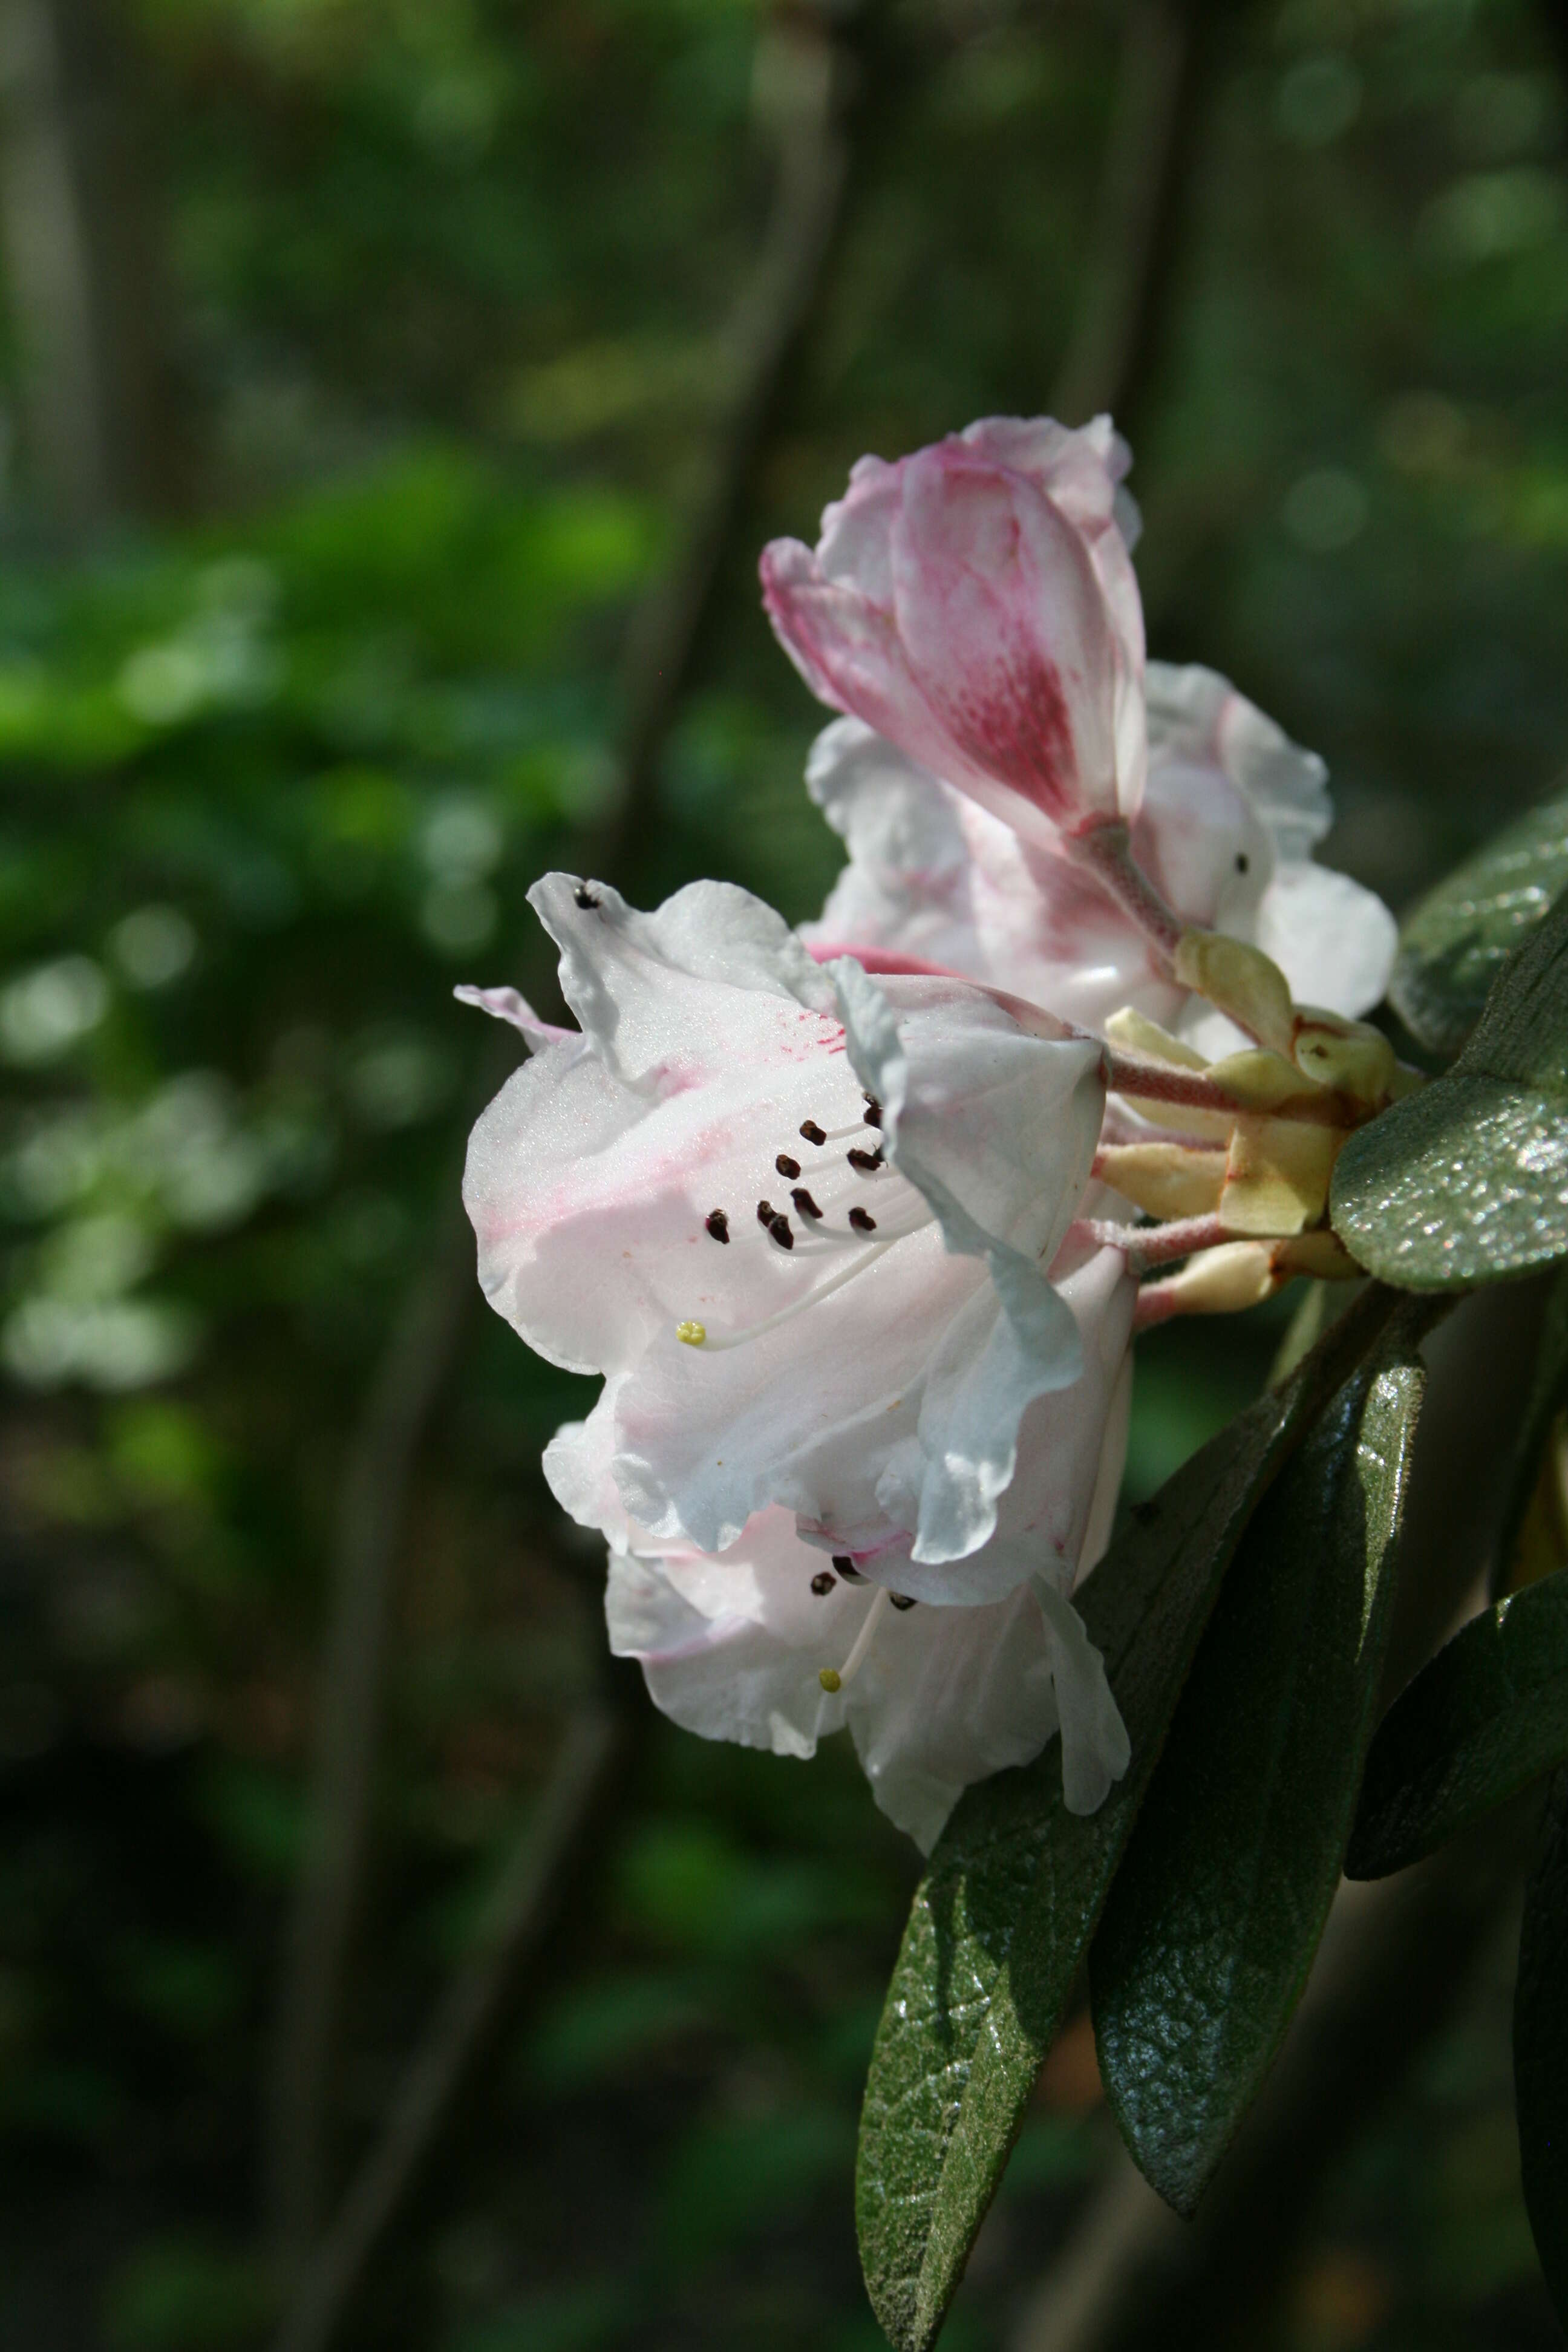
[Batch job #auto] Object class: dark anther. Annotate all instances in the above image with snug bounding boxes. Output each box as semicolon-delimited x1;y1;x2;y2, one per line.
799;1120;827;1146
767;1213;794;1250
832;1555;867;1583
809;1570;837;1596
756;1199;776;1226
573;883;601;909
775;1153;801;1180
791;1187;823;1220
1234;854;1249;875
704;1209;730;1244
848;1147;884;1175
889;1593;918;1611
848;1205;877;1233
862;1094;883;1129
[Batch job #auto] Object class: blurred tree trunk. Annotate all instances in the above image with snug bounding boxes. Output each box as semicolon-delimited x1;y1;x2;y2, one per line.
1050;0;1242;445
0;0;185;527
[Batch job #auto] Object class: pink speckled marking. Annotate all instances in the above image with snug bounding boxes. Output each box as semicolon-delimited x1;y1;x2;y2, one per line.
927;639;1078;824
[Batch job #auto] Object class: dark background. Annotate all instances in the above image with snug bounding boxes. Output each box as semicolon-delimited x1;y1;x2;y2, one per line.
0;0;1563;2345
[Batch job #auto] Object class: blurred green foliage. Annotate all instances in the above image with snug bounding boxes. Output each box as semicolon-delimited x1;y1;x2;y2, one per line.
0;0;1563;2344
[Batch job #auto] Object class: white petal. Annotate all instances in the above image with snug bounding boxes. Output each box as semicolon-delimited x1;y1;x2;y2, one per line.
606;1547;838;1763
803;721;1169;1032
848;1582;1059;1849
1032;1576;1131;1815
882;1243;1134;1604
452;984;572;1048
529;872;834;1086
1255;861;1398;1021
802;719;982;972
543;1383;632;1544
610;965;1103;1566
829;963;1108;1562
1077;1344;1133;1583
612;1222;984;1555
464;877;878;1376
1146;662;1331;859
1133;753;1277;939
607;1511;1064;1852
831;962;1103;1265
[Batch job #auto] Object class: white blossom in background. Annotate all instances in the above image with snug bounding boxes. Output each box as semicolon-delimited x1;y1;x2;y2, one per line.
800;664;1396;1048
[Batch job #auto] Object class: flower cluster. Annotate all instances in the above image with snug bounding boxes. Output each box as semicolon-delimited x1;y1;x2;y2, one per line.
462;417;1399;1850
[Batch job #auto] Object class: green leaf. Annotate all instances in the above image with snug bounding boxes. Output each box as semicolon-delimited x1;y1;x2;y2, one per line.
1515;1767;1568;2331
1331;887;1568;1289
1391;783;1568;1057
1347;1566;1568;1878
1495;1264;1568;1599
853;1287;1399;2352
1088;1345;1426;2215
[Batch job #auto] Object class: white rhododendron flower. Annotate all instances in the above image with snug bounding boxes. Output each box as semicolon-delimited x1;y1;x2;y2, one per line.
462;411;1403;1852
552;1319;1132;1849
761;416;1146;847
802;662;1396;1047
462;872;1138;1838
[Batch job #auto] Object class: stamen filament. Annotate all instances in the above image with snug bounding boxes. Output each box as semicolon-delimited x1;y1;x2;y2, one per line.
680;1226;923;1351
819;1586;890;1692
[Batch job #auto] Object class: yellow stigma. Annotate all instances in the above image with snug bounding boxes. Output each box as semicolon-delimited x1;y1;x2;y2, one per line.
818;1667;842;1693
675;1320;707;1347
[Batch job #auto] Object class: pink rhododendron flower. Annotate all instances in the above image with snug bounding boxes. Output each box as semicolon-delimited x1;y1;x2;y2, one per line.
461;873;1138;1834
760;416;1145;847
802;661;1397;1048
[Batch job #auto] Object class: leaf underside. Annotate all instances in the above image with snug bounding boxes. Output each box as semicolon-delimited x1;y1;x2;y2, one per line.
1348;1564;1568;1880
1332;889;1568;1289
854;1288;1399;2352
1391;783;1568;1057
1515;1768;1568;2332
1089;1349;1425;2213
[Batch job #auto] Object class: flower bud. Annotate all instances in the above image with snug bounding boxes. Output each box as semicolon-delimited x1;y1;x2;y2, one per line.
1218;1116;1341;1237
1172;930;1296;1054
761;417;1145;847
1289;1008;1397;1103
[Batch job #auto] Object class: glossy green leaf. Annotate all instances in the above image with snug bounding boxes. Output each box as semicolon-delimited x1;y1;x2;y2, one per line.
854;1288;1399;2352
1347;1566;1568;1879
1494;1265;1568;1599
1515;1768;1568;2331
1391;785;1568;1057
1331;889;1568;1289
1089;1348;1425;2215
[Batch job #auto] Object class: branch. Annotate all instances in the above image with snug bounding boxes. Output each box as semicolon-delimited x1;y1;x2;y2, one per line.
1050;0;1208;431
602;0;855;862
259;0;864;2276
263;1189;479;2263
270;1705;624;2352
0;0;186;523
